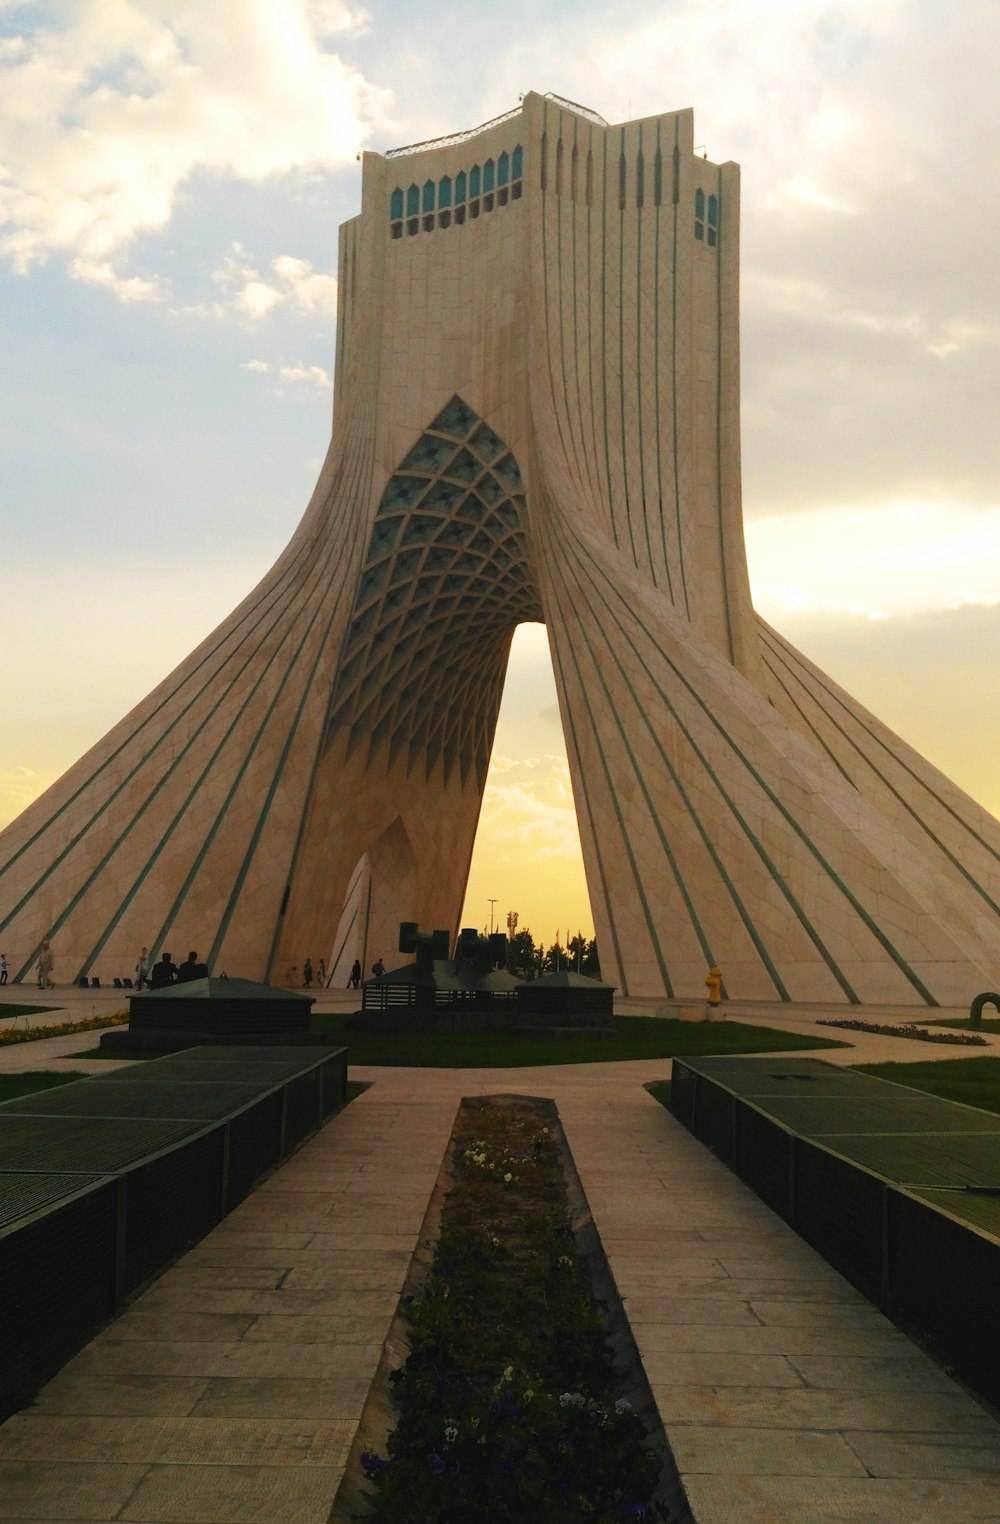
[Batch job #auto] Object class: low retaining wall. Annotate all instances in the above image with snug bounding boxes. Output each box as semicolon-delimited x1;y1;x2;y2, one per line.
0;1045;347;1413
670;1056;1000;1405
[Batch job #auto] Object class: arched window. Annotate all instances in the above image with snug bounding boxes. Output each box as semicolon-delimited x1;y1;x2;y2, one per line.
455;169;467;203
636;150;644;208
498;151;510;186
406;184;419;217
653;148;662;207
438;175;452;209
618;150;627;210
390;187;403;221
512;144;523;180
694;186;705;241
707;193;719;246
483;158;495;192
470;163;481;198
423;180;435;213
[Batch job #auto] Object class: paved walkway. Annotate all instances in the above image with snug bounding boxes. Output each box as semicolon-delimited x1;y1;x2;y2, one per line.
0;1002;999;1520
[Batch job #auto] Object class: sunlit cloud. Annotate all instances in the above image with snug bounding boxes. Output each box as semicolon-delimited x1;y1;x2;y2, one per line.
747;499;1000;623
0;0;392;288
241;357;332;394
213;243;338;320
0;767;53;822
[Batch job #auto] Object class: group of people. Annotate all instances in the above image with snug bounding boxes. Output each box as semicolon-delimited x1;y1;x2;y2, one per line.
301;957;327;989
143;949;208;989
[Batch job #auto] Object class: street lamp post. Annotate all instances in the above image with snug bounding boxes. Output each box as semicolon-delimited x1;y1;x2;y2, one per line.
487;899;497;936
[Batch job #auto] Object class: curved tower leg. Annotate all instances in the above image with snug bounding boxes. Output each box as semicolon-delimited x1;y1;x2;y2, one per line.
2;92;999;1004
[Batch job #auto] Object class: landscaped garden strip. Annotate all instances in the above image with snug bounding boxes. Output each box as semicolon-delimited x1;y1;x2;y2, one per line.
359;1096;674;1522
854;1056;1000;1115
818;1018;986;1045
0;1012;128;1046
0;1072;86;1102
309;1013;845;1067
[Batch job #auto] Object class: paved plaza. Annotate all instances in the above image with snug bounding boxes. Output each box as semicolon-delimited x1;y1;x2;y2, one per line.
0;987;998;1520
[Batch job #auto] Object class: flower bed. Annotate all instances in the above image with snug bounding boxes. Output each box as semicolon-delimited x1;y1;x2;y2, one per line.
0;1012;128;1046
358;1096;674;1522
816;1018;986;1045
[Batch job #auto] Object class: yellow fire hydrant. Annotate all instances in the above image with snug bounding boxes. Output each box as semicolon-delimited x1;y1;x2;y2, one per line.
704;965;723;1008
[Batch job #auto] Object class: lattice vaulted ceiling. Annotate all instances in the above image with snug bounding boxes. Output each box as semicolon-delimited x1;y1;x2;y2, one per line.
325;396;543;787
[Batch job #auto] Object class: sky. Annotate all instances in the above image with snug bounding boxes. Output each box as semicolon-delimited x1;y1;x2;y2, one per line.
2;0;999;955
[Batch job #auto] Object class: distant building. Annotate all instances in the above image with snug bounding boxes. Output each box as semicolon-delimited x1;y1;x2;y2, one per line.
2;92;999;1003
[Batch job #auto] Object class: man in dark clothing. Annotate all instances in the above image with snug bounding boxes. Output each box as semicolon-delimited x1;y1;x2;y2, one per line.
149;952;177;988
176;951;208;983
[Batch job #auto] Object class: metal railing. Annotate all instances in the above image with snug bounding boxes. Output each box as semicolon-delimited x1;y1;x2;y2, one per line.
383;93;607;160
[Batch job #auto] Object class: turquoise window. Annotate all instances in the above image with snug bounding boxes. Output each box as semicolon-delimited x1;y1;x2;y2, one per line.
407;184;419;216
438;175;452;208
498;151;509;186
483;158;495;192
512;144;523;179
707;193;718;227
695;187;705;219
390;187;403;220
455;170;467;203
470;164;481;197
423;179;435;212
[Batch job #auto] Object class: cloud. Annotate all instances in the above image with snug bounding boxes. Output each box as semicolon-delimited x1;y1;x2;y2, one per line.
0;766;53;825
0;0;392;285
747;498;1000;622
213;243;338;319
241;358;332;394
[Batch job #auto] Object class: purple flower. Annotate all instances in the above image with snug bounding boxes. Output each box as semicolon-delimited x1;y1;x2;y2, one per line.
427;1452;446;1477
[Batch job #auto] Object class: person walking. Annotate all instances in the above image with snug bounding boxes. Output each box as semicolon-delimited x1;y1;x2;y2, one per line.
303;957;313;989
0;953;7;986
348;959;362;989
136;947;149;989
37;942;54;989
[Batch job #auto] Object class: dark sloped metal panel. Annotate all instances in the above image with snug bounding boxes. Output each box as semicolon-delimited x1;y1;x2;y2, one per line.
793;1139;886;1299
889;1189;1000;1402
0;1115;209;1173
224;1092;285;1209
734;1105;792;1216
0;1179;117;1413
3;1079;278;1121
122;1130;227;1293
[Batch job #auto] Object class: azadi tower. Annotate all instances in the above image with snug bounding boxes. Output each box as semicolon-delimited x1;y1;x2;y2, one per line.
3;93;1000;1004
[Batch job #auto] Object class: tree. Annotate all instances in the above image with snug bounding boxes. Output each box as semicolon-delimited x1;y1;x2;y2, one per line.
506;927;538;978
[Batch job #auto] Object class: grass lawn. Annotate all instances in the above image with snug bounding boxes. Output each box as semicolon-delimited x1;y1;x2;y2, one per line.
309;1013;846;1068
0;1005;54;1021
928;1017;1000;1034
0;1071;86;1102
854;1056;1000;1116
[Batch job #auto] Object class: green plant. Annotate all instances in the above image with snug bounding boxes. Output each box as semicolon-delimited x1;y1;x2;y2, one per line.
311;1013;845;1068
0;1071;86;1102
0;1012;128;1046
360;1098;670;1522
853;1056;1000;1115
